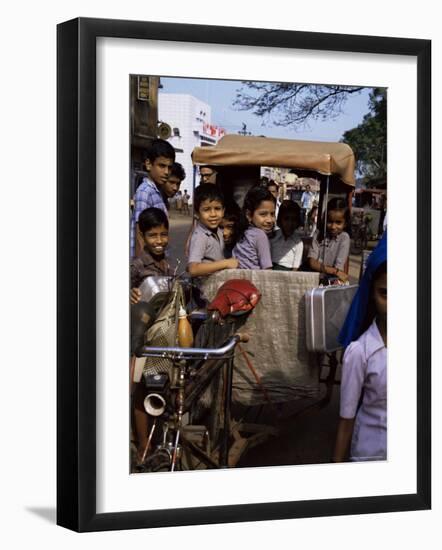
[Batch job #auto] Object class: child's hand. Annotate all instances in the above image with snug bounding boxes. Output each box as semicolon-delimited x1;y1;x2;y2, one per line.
130;288;141;304
225;258;239;269
337;270;349;283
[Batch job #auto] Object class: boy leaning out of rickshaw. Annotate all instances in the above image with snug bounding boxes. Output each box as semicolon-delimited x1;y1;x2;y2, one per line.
187;184;238;277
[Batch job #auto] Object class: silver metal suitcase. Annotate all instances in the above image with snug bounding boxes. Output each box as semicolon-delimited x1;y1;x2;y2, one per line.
305;284;358;352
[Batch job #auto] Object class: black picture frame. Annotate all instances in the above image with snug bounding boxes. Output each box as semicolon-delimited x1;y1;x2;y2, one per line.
57;17;431;532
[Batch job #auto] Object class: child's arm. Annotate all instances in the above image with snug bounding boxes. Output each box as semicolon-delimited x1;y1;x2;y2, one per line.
333;233;351;280
333;417;355;462
256;231;273;269
308;235;329;273
187;230;238;276
308;244;348;281
308;257;345;277
188;258;238;277
130;288;141;305
130;258;143;301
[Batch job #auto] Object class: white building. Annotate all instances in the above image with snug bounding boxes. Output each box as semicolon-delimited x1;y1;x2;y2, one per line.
158;93;225;201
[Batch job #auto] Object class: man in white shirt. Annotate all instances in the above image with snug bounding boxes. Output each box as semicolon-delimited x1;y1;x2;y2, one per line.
301;184;314;228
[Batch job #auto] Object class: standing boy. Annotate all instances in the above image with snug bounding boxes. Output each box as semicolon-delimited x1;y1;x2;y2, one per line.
187;184;238;277
130;139;175;258
163;162;185;206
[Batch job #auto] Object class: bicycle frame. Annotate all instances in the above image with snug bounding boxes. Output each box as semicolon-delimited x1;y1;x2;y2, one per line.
137;333;245;471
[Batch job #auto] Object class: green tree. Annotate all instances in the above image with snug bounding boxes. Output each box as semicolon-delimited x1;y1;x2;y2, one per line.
342;88;387;187
233;81;387;187
233;82;365;126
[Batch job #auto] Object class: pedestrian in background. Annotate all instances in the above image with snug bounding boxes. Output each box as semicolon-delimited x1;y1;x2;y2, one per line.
182;189;190;215
175;190;183;214
300;184;315;228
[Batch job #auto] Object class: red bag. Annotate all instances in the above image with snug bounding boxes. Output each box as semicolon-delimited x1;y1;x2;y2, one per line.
208;279;261;317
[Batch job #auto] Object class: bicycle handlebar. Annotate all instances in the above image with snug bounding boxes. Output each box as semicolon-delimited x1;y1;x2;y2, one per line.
140;333;248;360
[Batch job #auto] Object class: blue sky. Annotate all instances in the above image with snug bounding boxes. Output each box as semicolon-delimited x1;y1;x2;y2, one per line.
160;76;373;142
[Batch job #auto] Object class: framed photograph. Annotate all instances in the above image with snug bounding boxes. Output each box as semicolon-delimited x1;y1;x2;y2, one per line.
57;17;431;532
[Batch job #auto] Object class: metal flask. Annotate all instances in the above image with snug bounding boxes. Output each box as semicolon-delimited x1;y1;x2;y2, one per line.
138;276;172;303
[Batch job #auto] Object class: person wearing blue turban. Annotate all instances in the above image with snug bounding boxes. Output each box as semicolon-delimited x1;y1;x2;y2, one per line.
334;232;387;462
338;231;387;347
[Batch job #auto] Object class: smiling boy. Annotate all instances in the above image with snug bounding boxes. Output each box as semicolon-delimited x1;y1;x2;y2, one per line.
130;139;175;258
187;184;238;277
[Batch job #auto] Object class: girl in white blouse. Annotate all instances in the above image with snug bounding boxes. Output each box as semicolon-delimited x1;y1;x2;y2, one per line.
270;200;303;271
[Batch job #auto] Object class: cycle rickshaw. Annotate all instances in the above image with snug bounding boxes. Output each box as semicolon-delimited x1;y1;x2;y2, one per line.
133;135;359;472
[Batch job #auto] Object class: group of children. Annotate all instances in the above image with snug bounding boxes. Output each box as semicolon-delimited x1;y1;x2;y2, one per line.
129;139;353;286
129;138;387;465
186;184;353;279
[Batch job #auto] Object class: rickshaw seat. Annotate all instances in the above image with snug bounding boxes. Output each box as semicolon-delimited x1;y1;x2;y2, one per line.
202;269;321;406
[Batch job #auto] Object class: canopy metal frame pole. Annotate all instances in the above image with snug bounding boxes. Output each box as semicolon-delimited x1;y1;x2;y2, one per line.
320;175;331;265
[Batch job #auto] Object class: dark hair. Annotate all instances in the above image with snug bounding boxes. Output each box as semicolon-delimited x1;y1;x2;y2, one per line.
267;179;278;190
307;204;318;225
222;202;241;246
200;164;217;172
138;207;169;234
223;202;241;222
237;186;276;242
360;261;387;335
317;196;351;241
144;139;175;163
169;162;186;181
194;183;224;212
276;199;301;228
